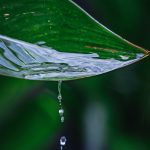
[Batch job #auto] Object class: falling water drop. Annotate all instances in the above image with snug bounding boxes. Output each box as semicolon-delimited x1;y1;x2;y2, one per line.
59;108;65;123
60;136;67;150
59;108;64;115
58;80;67;150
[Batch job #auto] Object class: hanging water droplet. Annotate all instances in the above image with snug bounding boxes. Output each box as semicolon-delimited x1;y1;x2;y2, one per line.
60;136;67;146
61;116;65;123
59;108;65;122
58;94;62;101
59;108;64;116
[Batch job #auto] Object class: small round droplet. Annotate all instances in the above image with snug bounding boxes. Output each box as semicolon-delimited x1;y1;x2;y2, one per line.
59;109;64;116
60;136;67;146
58;95;62;101
61;116;64;123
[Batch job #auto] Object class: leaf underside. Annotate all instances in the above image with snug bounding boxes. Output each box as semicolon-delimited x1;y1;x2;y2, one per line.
0;0;149;81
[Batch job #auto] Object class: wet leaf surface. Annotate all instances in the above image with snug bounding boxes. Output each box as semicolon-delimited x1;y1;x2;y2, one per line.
0;0;149;81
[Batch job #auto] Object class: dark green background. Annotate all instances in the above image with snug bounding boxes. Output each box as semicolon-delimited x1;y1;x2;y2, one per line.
0;0;149;150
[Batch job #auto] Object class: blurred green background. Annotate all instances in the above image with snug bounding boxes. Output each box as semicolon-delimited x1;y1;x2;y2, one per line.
0;0;149;150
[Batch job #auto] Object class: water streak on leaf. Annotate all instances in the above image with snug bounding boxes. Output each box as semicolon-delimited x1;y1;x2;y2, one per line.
0;0;149;81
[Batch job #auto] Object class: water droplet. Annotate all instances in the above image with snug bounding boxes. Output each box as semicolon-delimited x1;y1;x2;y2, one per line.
60;136;67;146
3;13;10;17
58;94;62;101
120;55;129;60
61;116;65;123
59;108;64;116
36;41;46;46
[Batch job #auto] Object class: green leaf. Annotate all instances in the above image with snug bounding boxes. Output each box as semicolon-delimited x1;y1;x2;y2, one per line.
0;0;149;81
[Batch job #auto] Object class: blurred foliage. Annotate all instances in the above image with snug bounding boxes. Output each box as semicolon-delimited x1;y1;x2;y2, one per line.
0;0;150;150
